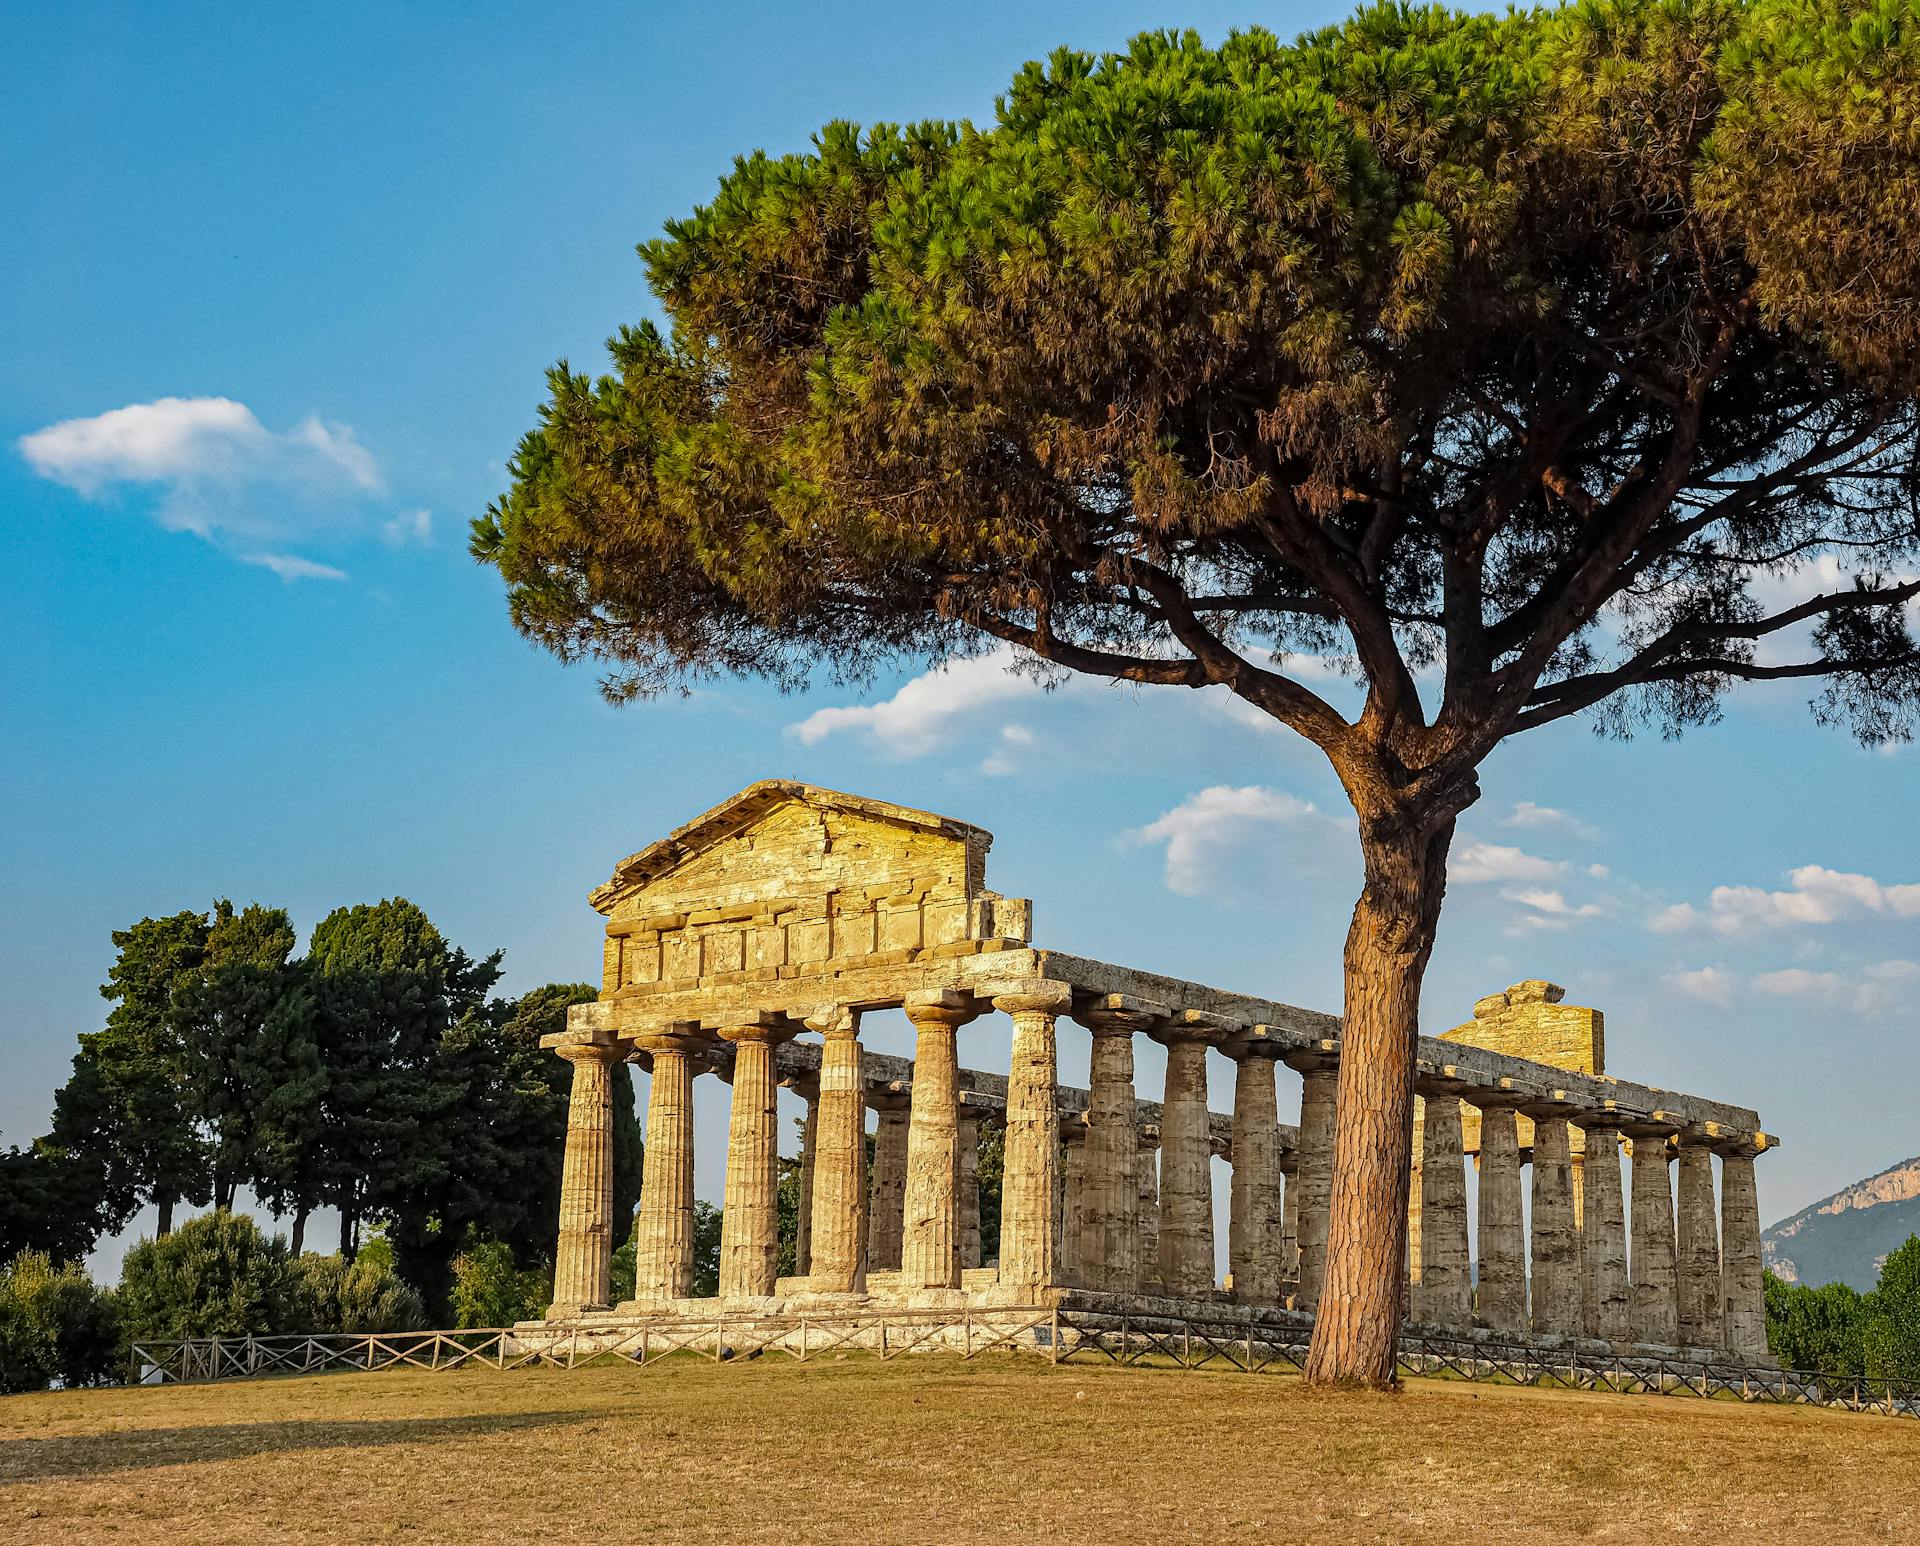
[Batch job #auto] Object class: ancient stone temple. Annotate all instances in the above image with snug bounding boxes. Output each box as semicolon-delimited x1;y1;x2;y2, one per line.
539;781;1777;1361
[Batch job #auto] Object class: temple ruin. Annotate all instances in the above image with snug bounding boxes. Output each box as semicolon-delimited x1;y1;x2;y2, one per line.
536;781;1777;1361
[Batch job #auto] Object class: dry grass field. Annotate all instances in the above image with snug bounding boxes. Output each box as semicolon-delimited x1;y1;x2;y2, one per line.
4;1355;1916;1544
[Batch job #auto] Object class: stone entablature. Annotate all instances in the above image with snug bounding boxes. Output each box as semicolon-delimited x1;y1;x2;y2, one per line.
541;783;1778;1365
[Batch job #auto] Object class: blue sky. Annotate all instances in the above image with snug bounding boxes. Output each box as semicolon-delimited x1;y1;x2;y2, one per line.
4;2;1916;1273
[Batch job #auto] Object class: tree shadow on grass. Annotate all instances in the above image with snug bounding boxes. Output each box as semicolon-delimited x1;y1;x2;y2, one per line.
0;1407;605;1484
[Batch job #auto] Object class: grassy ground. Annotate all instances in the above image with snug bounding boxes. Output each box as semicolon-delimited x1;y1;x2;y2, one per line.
3;1355;1916;1544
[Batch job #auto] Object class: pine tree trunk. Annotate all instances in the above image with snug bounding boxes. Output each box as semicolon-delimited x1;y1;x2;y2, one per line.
1304;814;1452;1390
291;1204;309;1257
156;1193;175;1236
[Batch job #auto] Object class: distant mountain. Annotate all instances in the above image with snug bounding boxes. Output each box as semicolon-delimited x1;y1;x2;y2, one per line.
1763;1156;1920;1291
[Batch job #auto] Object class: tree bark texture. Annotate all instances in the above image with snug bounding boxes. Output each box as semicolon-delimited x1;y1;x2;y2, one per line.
1305;815;1451;1389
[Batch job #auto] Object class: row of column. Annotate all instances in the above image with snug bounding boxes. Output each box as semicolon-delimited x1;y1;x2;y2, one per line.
1411;1090;1767;1358
549;998;1765;1362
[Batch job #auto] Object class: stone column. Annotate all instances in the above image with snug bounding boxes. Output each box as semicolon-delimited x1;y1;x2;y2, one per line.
1059;1116;1088;1286
957;1103;985;1271
1155;1030;1216;1297
1528;1110;1580;1337
1288;1059;1337;1309
1627;1122;1680;1345
549;1039;619;1314
992;982;1072;1295
1074;996;1158;1293
788;1075;819;1277
1227;1045;1284;1306
1276;1151;1296;1294
1718;1140;1769;1359
1675;1130;1723;1349
806;1006;867;1294
1136;1122;1162;1292
1574;1117;1631;1341
1413;1088;1471;1328
1475;1100;1527;1332
866;1088;911;1272
901;989;979;1291
716;1014;790;1300
632;1027;706;1301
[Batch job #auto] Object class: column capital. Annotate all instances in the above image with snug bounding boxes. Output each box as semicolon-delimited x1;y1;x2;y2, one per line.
632;1021;711;1057
1674;1123;1722;1150
1149;1008;1243;1047
706;1009;802;1045
553;1037;621;1066
1060;1111;1088;1147
1281;1039;1341;1074
903;987;983;1030
1712;1129;1776;1159
1072;992;1170;1037
1566;1106;1628;1132
989;978;1074;1017
1463;1083;1538;1112
1136;1120;1162;1147
866;1081;913;1115
803;1003;862;1040
1222;1025;1289;1062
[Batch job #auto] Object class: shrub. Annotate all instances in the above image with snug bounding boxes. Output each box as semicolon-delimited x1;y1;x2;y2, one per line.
1864;1235;1920;1386
0;1252;119;1392
117;1210;296;1344
1765;1271;1866;1382
449;1239;549;1328
290;1252;427;1334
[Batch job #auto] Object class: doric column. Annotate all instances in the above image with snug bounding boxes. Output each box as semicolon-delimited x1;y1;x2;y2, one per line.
805;1006;867;1294
957;1102;985;1271
1474;1098;1527;1332
1573;1116;1631;1341
1527;1108;1580;1337
1059;1115;1088;1286
632;1025;707;1301
1717;1138;1769;1359
1227;1042;1284;1306
991;981;1073;1295
901;989;980;1290
716;1013;792;1300
1154;1023;1217;1298
1287;1058;1337;1309
1276;1150;1296;1294
1136;1122;1162;1292
866;1086;911;1272
549;1038;619;1315
787;1074;819;1276
1073;995;1159;1293
1675;1129;1723;1349
1413;1087;1471;1328
1626;1121;1680;1344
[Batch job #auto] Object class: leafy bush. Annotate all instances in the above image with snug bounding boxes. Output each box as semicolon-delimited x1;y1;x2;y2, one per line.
449;1239;549;1328
0;1252;119;1392
290;1252;427;1334
1864;1236;1920;1385
117;1210;296;1343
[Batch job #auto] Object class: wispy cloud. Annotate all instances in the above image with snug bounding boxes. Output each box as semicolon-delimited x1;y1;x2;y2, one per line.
1499;887;1605;933
1120;785;1327;896
1499;800;1601;840
17;395;407;579
1650;864;1920;936
380;508;433;546
788;645;1050;757
1664;965;1737;1008
1452;842;1567;885
1754;959;1919;1018
239;551;348;583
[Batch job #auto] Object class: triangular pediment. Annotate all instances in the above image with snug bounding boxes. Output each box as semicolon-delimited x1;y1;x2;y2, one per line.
590;780;992;916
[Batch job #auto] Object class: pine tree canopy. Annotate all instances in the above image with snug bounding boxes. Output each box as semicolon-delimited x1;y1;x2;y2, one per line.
474;0;1919;821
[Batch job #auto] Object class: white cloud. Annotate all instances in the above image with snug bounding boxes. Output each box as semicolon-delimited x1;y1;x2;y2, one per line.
17;395;399;575
1121;785;1324;896
789;646;1052;757
1499;887;1605;933
1664;966;1737;1008
978;723;1036;777
1500;801;1601;839
381;508;432;546
1650;864;1920;936
239;552;348;583
1452;842;1567;885
1755;959;1919;1018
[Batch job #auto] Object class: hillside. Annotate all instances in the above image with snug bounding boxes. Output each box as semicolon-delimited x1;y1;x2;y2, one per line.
1764;1155;1920;1290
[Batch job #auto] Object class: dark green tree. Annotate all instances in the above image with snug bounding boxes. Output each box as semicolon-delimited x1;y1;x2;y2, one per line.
476;0;1920;1384
1863;1235;1920;1385
1765;1270;1867;1384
